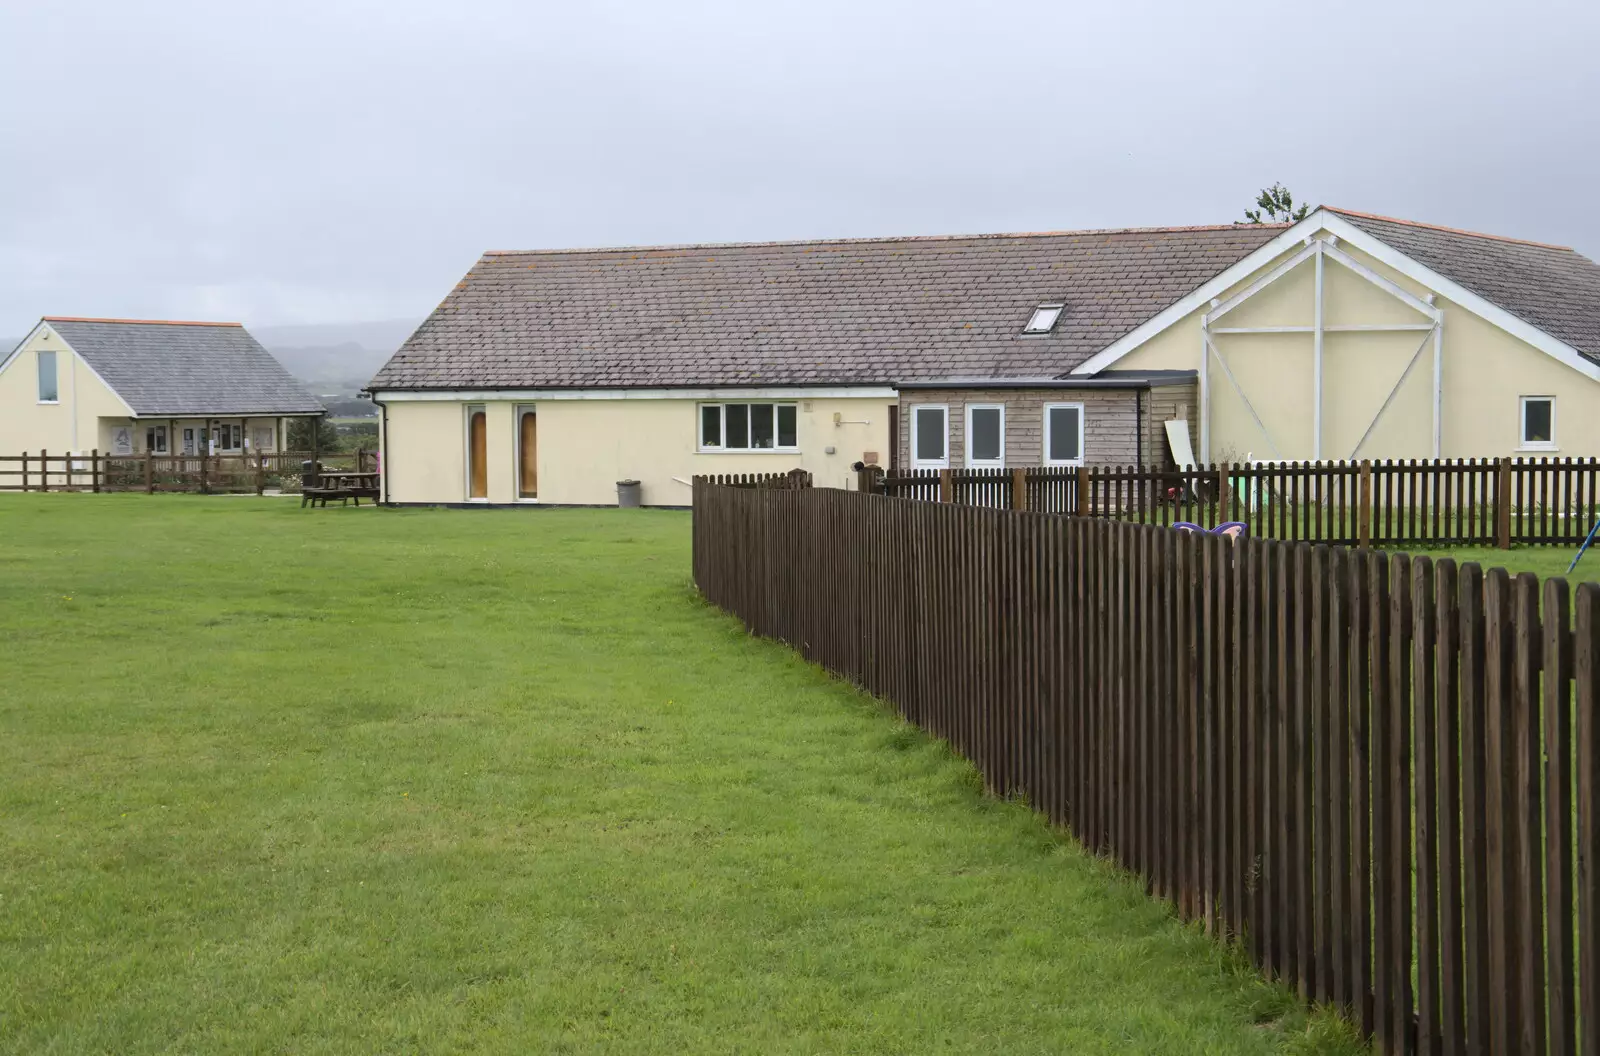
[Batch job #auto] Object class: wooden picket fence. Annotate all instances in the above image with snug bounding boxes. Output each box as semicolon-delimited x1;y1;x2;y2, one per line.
697;470;813;489
870;457;1600;549
693;481;1599;1056
0;450;376;495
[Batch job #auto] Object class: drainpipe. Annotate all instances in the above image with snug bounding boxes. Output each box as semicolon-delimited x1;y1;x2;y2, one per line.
1135;388;1144;468
368;392;389;504
70;349;79;452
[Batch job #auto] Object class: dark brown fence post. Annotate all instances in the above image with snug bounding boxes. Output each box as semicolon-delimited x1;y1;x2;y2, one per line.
938;469;952;503
1076;466;1090;517
1544;578;1576;1055
39;449;48;492
1496;459;1513;549
1357;460;1372;548
20;452;28;492
255;454;266;495
145;451;154;493
1218;461;1232;523
91;449;100;492
1576;583;1599;1056
199;455;209;495
1012;467;1028;511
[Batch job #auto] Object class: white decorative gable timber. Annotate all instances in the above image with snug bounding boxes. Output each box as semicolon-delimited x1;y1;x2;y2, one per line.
1198;237;1443;461
1073;209;1600;462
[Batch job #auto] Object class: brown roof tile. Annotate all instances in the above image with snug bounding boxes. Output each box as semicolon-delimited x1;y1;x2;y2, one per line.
371;225;1285;390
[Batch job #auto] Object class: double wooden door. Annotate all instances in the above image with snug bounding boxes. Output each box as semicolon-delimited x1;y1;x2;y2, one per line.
465;407;536;501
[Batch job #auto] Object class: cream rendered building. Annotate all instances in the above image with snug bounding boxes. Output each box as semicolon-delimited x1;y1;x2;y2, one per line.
368;225;1281;506
371;210;1599;507
0;317;324;463
377;389;894;507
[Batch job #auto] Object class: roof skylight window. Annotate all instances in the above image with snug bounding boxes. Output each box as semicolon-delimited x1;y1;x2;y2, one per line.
1024;303;1064;334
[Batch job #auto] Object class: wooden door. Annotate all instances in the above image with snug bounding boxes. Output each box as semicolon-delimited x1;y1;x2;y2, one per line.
468;409;488;499
518;410;537;498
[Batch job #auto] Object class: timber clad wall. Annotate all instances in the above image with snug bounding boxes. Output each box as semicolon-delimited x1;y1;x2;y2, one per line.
1146;385;1197;460
898;385;1193;468
694;482;1600;1056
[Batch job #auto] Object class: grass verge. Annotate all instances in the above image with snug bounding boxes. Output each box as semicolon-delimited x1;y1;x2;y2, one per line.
0;496;1362;1053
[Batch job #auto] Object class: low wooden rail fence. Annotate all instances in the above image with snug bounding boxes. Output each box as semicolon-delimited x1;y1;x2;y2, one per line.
0;450;376;495
693;481;1599;1056
869;457;1600;549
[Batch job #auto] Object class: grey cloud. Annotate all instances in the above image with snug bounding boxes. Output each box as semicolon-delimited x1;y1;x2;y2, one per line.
2;0;1596;333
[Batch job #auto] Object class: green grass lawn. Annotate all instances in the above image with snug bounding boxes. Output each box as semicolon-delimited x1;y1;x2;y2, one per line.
0;496;1363;1054
1428;543;1600;582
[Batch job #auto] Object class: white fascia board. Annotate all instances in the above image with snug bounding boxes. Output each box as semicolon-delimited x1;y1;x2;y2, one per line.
1316;213;1600;383
372;385;899;402
0;320;139;416
131;411;323;419
1070;216;1329;375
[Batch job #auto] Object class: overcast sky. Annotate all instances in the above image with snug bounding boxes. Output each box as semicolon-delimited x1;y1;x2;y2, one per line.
2;0;1597;333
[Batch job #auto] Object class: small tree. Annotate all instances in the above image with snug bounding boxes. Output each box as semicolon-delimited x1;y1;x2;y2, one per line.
1240;183;1310;224
287;416;341;453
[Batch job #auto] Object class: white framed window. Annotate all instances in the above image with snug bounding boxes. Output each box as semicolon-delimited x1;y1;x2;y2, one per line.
144;425;168;454
1043;402;1085;466
697;402;798;452
910;404;949;469
182;428;196;455
216;424;242;452
37;350;59;403
1519;395;1556;450
1023;303;1064;334
965;403;1005;467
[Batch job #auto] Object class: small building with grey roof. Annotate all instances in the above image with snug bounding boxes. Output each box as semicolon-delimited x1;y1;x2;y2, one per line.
0;317;323;460
368;207;1600;506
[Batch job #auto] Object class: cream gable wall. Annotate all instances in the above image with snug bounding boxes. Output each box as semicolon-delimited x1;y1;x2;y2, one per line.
0;326;132;454
380;395;895;505
1109;236;1600;461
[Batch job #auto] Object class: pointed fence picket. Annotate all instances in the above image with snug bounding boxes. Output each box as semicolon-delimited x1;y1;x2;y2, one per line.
866;457;1600;549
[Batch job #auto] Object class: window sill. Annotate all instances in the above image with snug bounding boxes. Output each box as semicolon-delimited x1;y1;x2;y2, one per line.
966;462;1005;470
37;400;60;405
1517;444;1559;453
696;448;801;455
912;463;950;471
1043;461;1085;468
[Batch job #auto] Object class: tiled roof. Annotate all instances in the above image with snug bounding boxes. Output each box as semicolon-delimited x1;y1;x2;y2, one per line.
1330;209;1600;364
370;225;1286;390
42;318;324;416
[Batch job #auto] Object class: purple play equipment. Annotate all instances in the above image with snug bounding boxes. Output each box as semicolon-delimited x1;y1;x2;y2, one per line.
1172;521;1249;539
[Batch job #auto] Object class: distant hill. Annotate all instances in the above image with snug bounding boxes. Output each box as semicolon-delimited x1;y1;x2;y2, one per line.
250;319;422;394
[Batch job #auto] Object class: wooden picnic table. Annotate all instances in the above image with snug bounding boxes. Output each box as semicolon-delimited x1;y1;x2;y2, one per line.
304;469;381;508
319;470;380;489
